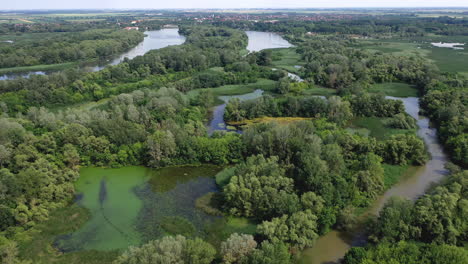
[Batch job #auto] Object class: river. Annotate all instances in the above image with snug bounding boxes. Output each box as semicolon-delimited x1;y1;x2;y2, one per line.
0;28;186;81
245;31;293;52
208;31;297;134
300;96;449;264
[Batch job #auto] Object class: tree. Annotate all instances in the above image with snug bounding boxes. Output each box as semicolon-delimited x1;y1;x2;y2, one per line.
63;144;80;168
0;145;11;166
223;155;300;219
184;238;216;264
379;134;427;165
146;130;176;167
220;233;257;264
328;96;353;126
369;197;420;243
246;241;291;264
300;192;324;215
114;235;215;264
0;240;31;264
276;77;291;94
257;210;319;249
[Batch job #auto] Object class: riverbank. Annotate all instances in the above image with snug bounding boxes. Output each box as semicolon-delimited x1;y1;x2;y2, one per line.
300;96;449;264
0;28;186;81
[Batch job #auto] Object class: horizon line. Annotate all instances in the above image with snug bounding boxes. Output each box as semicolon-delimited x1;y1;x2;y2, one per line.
2;7;468;11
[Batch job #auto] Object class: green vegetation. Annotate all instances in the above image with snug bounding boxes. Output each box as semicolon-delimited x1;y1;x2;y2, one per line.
0;29;144;69
357;39;468;76
270;47;304;73
303;86;337;96
161;216;196;237
17;206;119;264
114;235;216;264
195;192;224;216
350;117;416;140
345;170;468;264
382;164;418;189
188;78;276;99
0;9;467;264
428;45;468;75
368;82;419;97
54;167;148;251
215;167;236;188
0;62;78;74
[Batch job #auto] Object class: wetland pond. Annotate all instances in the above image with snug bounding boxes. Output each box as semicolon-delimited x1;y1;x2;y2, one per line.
55;165;221;251
208;89;264;134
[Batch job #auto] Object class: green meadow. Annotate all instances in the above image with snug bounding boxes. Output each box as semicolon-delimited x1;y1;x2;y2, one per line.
368;82;419;97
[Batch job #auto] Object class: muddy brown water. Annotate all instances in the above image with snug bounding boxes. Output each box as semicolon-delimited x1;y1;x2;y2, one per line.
300;96;449;264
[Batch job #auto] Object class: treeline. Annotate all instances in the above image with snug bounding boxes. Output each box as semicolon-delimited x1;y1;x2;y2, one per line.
295;37;437;92
214;16;468;36
114;233;291;264
0;20;113;34
421;82;468;167
343;169;468;264
0;29;144;68
224;93;403;125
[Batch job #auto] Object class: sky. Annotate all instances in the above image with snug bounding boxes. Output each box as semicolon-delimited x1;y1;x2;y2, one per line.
3;0;468;10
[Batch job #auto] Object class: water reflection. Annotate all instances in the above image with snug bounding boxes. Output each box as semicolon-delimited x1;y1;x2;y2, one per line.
246;31;293;52
208;89;264;135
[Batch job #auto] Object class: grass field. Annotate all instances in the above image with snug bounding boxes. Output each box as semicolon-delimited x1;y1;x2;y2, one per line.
0;62;78;74
270;47;304;73
368;82;419;97
188;79;277;100
349;117;416;140
303;86;337;96
382;164;420;189
0;32;68;43
427;45;468;74
357;38;468;75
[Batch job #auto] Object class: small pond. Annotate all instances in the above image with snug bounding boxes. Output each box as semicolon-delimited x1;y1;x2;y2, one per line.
430;42;465;50
54;165;221;251
208;89;264;134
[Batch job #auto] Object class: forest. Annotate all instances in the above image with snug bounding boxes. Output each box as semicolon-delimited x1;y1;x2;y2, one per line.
0;29;145;68
0;8;467;264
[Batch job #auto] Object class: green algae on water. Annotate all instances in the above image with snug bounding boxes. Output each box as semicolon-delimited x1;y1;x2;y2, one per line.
55;165;221;252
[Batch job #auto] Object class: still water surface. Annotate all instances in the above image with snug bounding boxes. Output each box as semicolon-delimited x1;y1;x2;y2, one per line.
245;31;293;52
55;165;220;251
208;89;264;134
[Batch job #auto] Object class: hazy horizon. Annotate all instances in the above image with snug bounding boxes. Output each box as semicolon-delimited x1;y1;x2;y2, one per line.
3;0;468;11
